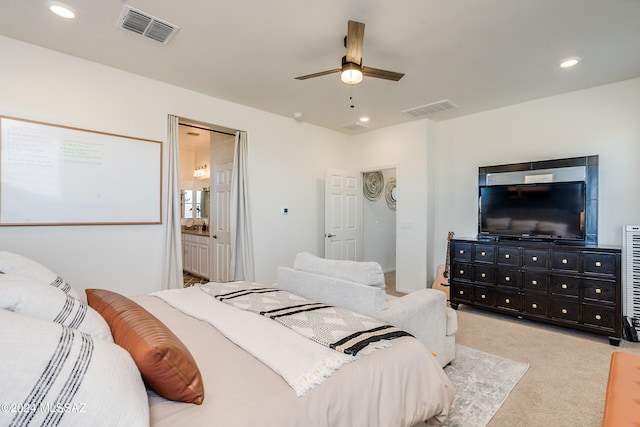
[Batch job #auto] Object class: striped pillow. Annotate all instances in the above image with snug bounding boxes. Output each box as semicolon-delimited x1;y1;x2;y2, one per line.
0;275;112;341
0;310;148;427
0;251;81;300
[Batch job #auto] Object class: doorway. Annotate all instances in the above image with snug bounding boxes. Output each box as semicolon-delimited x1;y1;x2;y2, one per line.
178;119;236;283
362;167;397;289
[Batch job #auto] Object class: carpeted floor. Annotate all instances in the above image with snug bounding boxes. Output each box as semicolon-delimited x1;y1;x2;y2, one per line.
454;305;640;426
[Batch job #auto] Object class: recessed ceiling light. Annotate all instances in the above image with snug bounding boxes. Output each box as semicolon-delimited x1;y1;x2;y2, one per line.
560;57;581;68
359;117;370;123
46;1;77;19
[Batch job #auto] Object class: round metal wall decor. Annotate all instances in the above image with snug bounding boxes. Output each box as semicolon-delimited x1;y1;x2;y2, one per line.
385;177;397;211
363;171;384;201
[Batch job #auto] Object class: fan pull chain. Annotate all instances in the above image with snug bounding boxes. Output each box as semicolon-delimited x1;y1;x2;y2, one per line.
349;85;355;108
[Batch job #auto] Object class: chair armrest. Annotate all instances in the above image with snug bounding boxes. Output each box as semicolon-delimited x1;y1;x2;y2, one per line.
377;289;447;356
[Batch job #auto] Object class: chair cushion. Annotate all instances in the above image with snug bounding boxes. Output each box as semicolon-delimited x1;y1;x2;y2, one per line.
293;252;385;288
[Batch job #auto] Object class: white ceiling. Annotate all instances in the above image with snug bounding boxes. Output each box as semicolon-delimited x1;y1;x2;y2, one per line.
2;0;640;134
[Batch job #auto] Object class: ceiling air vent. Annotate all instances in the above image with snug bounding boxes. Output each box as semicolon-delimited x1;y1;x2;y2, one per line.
117;6;179;44
402;99;459;118
341;122;369;132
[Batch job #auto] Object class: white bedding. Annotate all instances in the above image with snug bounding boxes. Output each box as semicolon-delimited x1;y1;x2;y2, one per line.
153;285;354;396
133;293;455;427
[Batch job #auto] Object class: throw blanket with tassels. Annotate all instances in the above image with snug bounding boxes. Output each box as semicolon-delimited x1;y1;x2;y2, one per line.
201;281;412;356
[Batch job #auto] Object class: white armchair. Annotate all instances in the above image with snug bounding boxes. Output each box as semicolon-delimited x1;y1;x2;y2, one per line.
275;253;457;367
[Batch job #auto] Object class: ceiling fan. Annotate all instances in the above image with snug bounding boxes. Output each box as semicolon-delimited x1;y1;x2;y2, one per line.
295;20;405;85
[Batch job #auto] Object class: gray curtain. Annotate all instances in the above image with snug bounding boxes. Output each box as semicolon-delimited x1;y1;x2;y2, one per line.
229;130;255;281
161;115;184;289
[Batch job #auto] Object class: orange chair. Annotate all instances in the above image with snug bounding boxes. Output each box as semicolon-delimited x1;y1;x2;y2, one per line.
602;352;640;426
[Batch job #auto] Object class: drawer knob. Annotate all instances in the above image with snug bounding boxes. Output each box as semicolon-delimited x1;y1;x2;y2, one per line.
505;254;510;259
459;250;465;254
481;273;486;278
459;290;464;295
562;259;568;264
532;303;538;309
532;280;538;285
595;261;602;267
505;298;511;304
595;314;602;320
481;294;486;299
561;283;568;289
460;270;465;275
505;276;511;282
481;251;486;256
532;256;538;262
562;308;568;314
595;288;602;294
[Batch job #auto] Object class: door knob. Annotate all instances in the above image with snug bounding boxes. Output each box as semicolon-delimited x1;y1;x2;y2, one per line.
326;233;336;238
211;235;217;239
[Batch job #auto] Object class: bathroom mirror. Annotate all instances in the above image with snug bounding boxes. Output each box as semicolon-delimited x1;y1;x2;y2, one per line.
181;187;210;220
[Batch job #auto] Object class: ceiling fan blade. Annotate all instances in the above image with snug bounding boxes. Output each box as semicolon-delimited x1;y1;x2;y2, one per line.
294;69;341;80
346;20;365;65
362;66;405;81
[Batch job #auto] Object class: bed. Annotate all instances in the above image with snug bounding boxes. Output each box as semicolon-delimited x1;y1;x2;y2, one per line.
0;251;455;427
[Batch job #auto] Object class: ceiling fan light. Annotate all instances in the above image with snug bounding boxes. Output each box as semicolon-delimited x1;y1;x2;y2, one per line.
341;62;363;84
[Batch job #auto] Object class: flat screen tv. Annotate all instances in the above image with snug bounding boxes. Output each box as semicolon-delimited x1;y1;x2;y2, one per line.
479;181;586;241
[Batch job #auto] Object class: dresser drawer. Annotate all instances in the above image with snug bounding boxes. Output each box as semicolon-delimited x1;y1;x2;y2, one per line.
497;267;521;288
474;286;495;307
497;247;521;266
552;251;579;272
523;294;549;317
452;283;473;302
523;249;549;269
523;271;548;292
451;242;472;262
474;244;495;264
550;298;580;323
582;304;616;331
550;275;580;297
583;279;615;303
474;265;495;285
582;252;616;276
496;289;521;311
452;262;472;281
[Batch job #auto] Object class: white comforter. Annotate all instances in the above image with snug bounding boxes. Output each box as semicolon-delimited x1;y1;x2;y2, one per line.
153;284;355;396
134;289;455;427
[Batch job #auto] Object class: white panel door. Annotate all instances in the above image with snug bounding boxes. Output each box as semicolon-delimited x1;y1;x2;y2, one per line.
324;169;362;261
210;161;233;282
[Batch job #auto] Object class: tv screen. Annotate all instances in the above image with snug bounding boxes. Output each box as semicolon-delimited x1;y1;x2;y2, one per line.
479;181;586;241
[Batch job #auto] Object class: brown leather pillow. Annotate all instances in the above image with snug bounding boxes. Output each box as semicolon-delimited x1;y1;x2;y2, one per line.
86;289;204;404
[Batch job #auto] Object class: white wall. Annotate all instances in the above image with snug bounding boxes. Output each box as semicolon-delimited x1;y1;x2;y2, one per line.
349;120;431;293
0;36;349;296
431;77;640;270
3;36;637;297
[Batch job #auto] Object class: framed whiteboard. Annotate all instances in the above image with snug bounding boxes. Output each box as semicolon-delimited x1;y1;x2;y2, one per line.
0;116;162;225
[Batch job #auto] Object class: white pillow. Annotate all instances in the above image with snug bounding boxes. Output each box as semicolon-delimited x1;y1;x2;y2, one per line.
0;275;112;341
0;310;148;427
293;252;385;288
0;251;81;300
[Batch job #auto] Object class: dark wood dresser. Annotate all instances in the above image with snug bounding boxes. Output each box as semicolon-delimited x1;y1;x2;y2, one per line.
449;237;622;345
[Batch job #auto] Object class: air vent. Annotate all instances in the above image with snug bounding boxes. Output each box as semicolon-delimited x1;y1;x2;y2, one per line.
402;99;459;118
341;122;369;132
117;6;179;44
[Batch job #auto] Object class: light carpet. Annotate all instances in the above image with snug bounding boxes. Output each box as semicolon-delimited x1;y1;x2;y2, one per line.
442;345;529;427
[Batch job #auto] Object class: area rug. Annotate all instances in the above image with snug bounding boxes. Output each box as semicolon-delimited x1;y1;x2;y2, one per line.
442;345;529;427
